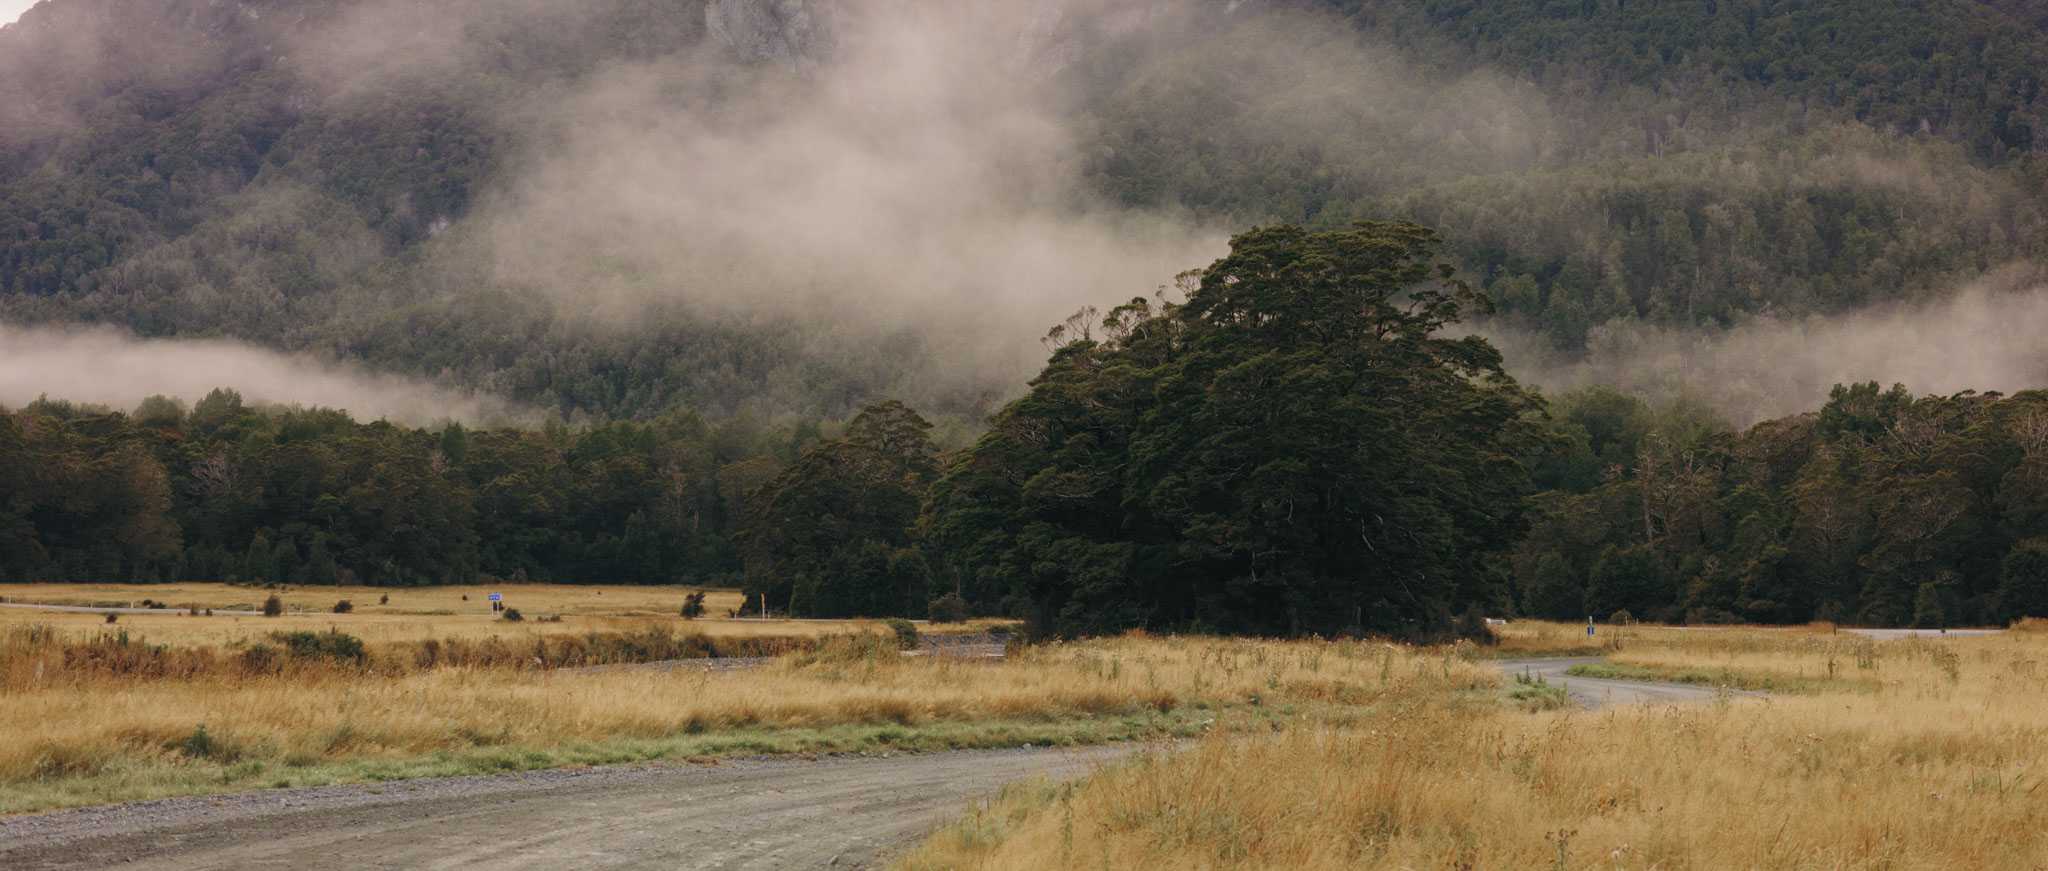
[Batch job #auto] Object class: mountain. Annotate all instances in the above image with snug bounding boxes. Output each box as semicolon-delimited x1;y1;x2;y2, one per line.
2;0;2046;420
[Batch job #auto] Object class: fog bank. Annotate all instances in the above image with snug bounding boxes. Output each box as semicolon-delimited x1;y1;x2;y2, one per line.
0;324;529;426
1493;265;2048;426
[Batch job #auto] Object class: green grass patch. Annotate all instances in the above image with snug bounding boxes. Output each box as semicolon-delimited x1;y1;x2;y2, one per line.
0;709;1220;817
1563;661;1868;694
1505;671;1570;711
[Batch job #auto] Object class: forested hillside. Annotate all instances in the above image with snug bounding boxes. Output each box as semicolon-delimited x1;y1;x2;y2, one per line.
3;0;2046;418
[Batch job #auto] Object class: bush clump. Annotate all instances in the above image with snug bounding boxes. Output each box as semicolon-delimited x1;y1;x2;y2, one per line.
332;600;354;614
270;630;367;666
885;618;919;649
261;595;284;617
927;593;969;623
680;591;707;619
103;612;118;624
502;608;524;622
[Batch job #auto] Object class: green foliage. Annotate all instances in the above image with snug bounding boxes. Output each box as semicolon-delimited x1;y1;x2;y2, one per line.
2000;540;2048;621
331;600;353;614
739;401;937;618
926;222;1542;639
501;608;524;622
680;591;707;620
1515;384;2048;627
885;618;920;650
260;595;283;618
927;593;970;624
270;630;366;666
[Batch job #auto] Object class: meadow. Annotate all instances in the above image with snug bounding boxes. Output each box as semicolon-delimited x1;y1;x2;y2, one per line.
0;583;997;647
0;618;1488;815
903;621;2048;870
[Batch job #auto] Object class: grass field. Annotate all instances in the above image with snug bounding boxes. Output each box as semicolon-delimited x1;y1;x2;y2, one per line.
0;583;993;647
903;621;2048;870
0;633;1487;814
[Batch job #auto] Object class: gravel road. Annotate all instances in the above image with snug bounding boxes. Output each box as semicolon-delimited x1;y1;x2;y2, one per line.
1843;628;2002;640
1495;657;1738;708
0;744;1142;871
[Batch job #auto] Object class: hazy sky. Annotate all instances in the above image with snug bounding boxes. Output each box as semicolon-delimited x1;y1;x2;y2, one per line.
1;1;34;27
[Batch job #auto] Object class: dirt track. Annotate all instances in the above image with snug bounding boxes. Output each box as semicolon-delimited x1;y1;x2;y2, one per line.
0;744;1142;870
1495;656;1736;708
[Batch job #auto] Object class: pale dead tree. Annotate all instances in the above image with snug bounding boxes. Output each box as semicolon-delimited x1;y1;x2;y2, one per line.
428;449;449;476
2010;409;2048;459
191;452;236;500
1635;435;1718;548
661;463;699;533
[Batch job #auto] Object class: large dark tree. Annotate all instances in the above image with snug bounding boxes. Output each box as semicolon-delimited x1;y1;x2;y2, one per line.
926;222;1544;638
738;400;937;618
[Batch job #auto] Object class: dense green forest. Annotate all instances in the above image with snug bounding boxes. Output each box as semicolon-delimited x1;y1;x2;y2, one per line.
14;222;2047;633
3;0;2047;418
0;387;822;589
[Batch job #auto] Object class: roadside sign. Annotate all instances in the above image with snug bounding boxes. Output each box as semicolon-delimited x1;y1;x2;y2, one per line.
488;592;502;602
1586;617;1596;637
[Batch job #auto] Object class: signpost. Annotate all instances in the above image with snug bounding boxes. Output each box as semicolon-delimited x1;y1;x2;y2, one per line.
1586;617;1596;637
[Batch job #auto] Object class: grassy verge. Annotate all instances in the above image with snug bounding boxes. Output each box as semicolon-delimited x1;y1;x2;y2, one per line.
1561;660;1867;694
3;710;1216;815
901;623;2048;869
0;634;1494;816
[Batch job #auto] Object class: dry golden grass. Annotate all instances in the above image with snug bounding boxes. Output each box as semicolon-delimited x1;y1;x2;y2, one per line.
904;624;2048;870
0;583;997;647
0;582;742;616
0;635;1485;814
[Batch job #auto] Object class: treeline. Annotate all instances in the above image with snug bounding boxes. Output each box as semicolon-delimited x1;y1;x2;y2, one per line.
11;222;2048;633
1516;382;2048;628
0;388;823;588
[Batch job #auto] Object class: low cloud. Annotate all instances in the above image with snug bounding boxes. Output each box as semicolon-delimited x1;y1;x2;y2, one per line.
0;323;530;426
1491;264;2048;426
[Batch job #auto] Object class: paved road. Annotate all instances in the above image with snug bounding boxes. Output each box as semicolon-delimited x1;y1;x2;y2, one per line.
0;744;1140;871
1496;657;1737;708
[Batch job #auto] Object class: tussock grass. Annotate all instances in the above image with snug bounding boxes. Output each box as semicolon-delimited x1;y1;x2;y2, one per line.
905;623;2048;870
0;635;1481;814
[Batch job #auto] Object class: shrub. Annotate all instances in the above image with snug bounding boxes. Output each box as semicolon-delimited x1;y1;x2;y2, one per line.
261;595;284;617
237;642;284;674
1609;609;1634;626
332;600;354;614
885;618;920;649
270;630;367;665
379;594;389;606
173;724;238;761
203;608;213;617
927;593;970;623
502;608;525;622
103;612;118;624
1453;607;1497;646
681;591;707;619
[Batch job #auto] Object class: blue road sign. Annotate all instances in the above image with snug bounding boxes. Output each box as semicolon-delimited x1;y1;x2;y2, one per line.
488;592;503;602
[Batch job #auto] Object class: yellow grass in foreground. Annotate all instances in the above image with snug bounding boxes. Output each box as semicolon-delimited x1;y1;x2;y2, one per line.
0;635;1488;814
903;624;2048;870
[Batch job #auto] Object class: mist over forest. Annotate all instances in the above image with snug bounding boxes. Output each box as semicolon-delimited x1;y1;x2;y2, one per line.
3;0;2045;423
7;0;2048;629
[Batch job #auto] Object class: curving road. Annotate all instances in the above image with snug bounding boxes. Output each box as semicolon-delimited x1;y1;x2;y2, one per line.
0;745;1141;870
0;658;1732;869
1495;657;1739;708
